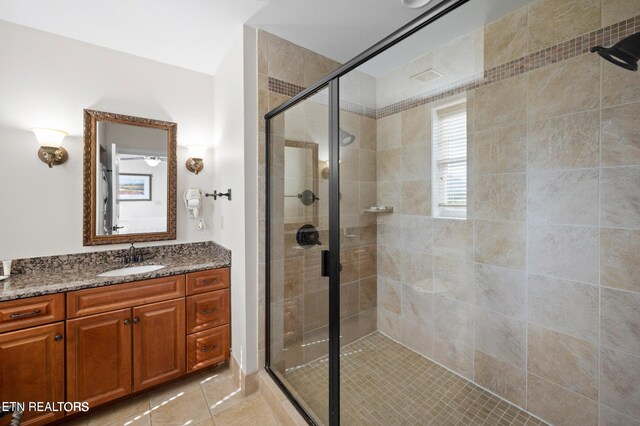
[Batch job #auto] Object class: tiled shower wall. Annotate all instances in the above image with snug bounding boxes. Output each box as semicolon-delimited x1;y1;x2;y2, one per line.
375;1;640;425
257;32;379;373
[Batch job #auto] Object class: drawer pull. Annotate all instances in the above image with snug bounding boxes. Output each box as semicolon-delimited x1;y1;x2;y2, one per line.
201;279;219;286
201;344;217;352
201;308;219;315
9;309;42;319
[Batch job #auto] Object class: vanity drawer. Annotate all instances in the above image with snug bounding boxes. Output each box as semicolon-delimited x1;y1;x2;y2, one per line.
67;275;185;318
187;290;230;334
187;324;229;372
0;294;65;334
186;268;229;295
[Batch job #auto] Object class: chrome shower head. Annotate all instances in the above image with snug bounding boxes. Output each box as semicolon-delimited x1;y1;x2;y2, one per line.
591;31;640;71
339;129;356;146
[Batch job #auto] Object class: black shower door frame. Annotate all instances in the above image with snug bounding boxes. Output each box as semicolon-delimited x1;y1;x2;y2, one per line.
264;1;470;424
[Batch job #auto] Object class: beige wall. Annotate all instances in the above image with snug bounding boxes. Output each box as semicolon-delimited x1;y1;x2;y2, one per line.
374;1;640;425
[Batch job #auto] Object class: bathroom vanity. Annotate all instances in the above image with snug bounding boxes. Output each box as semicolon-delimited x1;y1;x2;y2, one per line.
0;243;231;426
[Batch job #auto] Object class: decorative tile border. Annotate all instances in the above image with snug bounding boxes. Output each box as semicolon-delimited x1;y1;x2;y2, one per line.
267;15;640;120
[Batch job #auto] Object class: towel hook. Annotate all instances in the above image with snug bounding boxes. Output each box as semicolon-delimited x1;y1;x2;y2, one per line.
205;189;232;201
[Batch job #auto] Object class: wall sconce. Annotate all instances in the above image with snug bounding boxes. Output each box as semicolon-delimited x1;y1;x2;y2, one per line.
32;128;69;168
186;145;206;175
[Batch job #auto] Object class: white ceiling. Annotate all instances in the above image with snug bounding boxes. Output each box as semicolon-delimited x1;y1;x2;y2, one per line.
0;0;268;75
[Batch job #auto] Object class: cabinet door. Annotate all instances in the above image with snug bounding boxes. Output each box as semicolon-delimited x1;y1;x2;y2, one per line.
66;309;132;408
133;299;185;391
0;322;65;426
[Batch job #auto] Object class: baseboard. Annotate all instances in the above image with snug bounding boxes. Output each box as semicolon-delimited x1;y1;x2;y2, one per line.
229;353;260;397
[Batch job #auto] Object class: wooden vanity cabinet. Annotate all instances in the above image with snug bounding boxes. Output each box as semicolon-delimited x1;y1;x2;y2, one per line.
0;322;65;426
66;309;132;408
0;266;230;424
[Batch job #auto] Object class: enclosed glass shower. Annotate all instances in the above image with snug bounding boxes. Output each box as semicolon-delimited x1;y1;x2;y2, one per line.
265;0;640;424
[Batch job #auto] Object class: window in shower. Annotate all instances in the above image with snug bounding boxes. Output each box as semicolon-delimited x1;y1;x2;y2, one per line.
432;99;467;218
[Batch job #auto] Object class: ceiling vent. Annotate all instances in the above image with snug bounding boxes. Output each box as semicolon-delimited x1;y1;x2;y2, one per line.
410;68;443;83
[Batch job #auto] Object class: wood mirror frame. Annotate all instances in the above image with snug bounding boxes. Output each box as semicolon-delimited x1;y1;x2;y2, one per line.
82;109;177;246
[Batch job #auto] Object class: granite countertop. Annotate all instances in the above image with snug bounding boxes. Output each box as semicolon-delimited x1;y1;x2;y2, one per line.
0;242;231;302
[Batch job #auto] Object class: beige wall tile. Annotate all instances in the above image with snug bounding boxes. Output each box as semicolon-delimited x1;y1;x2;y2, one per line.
303;290;328;332
401;180;430;216
433;255;473;303
267;34;304;86
474;350;526;407
475;74;527;131
401;250;433;290
401;142;430;181
527;373;598;426
602;103;640;167
377;114;401;150
378;276;401;314
602;60;640;107
360;116;377;151
528;54;600;121
359;307;377;336
340;281;360;319
376;147;401;182
600;347;640;419
401;215;433;253
528;110;600;171
484;7;528;69
474;220;526;270
601;228;640;293
359;149;376;182
601;166;640;228
474;308;526;368
473;173;526;222
359;276;377;311
474;263;526;319
377;244;401;281
433;218;473;260
602;0;640;26
473;124;527;174
599;404;640;426
377;181;401;213
528;274;599;342
528;223;599;284
433;333;473;379
434;295;473;344
527;169;599;226
378;306;401;341
527;0;600;51
402;317;433;358
601;288;640;356
339;146;359;182
528;324;598;400
402;285;434;331
401;105;429;146
302;49;340;87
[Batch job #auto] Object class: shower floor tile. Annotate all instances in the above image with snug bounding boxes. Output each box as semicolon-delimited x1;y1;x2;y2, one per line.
283;332;547;425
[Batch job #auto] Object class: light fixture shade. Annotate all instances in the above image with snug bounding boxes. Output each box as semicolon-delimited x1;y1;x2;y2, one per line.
187;145;207;159
31;128;68;148
400;0;432;8
144;156;162;167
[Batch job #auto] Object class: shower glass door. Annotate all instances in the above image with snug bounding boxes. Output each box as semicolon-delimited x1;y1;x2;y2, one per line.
266;85;333;425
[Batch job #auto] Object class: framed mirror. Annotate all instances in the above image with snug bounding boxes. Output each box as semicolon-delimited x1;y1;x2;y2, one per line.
83;109;177;246
284;140;319;229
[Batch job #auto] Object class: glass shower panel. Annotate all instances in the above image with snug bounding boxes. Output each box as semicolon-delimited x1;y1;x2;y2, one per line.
267;86;331;425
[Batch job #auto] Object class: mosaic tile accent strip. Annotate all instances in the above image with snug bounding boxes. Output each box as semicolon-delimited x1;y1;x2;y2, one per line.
282;332;547;425
267;15;640;120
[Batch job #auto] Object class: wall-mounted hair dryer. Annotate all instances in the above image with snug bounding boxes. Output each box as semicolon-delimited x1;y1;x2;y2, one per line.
184;188;205;230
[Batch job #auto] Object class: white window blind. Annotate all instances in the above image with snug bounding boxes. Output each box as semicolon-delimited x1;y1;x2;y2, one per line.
434;102;467;208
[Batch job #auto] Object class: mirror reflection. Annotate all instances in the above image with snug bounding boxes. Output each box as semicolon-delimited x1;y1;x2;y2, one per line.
284;140;319;227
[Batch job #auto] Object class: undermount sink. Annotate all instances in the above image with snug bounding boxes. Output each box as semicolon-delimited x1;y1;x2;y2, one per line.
98;265;165;277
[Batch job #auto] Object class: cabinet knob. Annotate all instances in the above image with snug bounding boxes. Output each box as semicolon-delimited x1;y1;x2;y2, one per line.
201;344;217;352
124;319;131;325
54;334;63;341
133;317;140;324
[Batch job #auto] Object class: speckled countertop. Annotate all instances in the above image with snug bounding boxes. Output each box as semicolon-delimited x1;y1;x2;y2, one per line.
0;241;231;302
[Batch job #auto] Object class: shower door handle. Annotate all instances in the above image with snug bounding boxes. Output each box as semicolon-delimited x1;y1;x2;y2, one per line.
321;250;330;277
321;250;342;277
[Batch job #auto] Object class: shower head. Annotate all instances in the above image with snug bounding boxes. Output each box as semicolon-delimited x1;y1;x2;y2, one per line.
591;31;640;71
339;128;356;146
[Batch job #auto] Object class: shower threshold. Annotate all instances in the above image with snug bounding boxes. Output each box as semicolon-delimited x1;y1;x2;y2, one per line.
284;332;548;425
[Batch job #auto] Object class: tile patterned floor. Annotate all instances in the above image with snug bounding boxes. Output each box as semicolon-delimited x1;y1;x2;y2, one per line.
61;366;278;426
284;332;548;425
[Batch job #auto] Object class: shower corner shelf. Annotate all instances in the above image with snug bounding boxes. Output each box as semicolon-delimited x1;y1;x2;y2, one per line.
363;206;394;214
